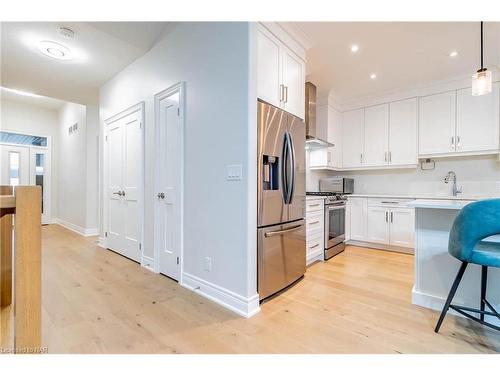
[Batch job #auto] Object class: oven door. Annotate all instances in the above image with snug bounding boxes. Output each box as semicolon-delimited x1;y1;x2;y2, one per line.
324;203;346;248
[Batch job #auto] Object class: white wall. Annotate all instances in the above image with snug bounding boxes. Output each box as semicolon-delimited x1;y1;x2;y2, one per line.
85;104;99;231
0;99;59;219
99;22;257;314
58;102;87;229
308;155;500;197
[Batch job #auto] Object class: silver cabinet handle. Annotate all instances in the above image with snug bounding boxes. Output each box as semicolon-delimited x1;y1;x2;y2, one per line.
308;203;321;207
390;212;393;223
384;152;387;162
451;136;455;149
310;220;320;225
309;243;320;249
284;86;288;103
389;151;392;163
381;201;398;204
264;224;302;237
457;136;461;148
385;211;388;222
280;84;284;102
360;153;363;164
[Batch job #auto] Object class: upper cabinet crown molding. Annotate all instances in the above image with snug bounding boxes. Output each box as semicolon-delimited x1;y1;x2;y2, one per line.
259;22;308;61
257;24;306;119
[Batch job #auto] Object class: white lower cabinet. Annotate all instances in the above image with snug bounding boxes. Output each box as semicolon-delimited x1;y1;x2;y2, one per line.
348;197;415;251
366;207;390;244
349;197;367;241
306;199;324;265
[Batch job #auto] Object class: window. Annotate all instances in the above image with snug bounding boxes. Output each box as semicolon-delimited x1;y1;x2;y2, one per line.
0;131;47;147
9;151;20;186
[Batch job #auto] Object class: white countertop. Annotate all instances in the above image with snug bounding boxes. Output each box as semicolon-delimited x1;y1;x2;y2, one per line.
407;199;473;210
348;193;498;201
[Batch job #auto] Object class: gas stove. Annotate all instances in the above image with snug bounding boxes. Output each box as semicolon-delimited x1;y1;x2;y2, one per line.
306;191;348;204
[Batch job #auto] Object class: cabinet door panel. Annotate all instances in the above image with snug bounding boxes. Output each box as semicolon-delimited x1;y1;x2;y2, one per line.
329;107;343;168
389;208;415;248
282;49;305;119
389;98;417;165
364;104;389;166
366;207;390;244
257;28;281;108
349;198;367;241
342;109;364;168
456;83;500;152
418;91;456;155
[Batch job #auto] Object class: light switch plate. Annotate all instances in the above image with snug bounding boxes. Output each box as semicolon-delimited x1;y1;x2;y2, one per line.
226;164;242;181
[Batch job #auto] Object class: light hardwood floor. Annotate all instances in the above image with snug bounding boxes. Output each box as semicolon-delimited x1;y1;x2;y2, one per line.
3;224;500;353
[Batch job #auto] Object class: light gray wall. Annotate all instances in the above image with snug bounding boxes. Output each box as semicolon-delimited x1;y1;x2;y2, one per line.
308;153;500;197
1;99;60;220
85;104;100;230
99;22;255;299
58;102;87;228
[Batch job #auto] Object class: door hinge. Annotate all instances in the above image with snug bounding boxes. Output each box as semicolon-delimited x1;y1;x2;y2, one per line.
105;135;108;141
177;108;180;116
176;257;180;265
139;122;142;129
139;243;142;250
105;231;108;237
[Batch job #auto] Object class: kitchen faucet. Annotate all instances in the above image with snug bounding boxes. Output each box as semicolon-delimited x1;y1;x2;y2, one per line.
444;171;462;197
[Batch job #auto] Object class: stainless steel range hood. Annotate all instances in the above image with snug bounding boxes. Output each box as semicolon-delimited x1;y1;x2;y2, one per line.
305;82;334;149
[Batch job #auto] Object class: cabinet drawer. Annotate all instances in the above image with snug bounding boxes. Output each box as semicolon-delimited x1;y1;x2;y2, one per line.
306;199;324;213
367;198;413;207
306;215;324;234
306;233;324;254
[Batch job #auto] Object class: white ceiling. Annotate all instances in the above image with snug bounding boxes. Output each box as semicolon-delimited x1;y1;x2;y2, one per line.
1;87;65;110
287;22;500;102
0;22;171;104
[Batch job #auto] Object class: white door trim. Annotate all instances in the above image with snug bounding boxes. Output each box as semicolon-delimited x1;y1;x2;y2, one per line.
153;82;185;282
103;102;145;263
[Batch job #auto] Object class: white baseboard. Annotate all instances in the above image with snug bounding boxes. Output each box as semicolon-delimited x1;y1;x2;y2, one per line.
412;286;461;317
181;272;260;318
346;240;414;255
306;250;324;266
54;218;99;237
141;255;155;271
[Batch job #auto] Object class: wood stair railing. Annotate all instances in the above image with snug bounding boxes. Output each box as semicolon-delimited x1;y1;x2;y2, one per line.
0;186;42;354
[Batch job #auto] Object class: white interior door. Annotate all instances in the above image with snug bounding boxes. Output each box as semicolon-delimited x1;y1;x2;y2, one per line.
106;107;143;262
1;144;30;186
156;87;183;281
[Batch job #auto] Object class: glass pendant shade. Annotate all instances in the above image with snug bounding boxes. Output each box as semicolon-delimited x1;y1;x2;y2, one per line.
471;69;492;96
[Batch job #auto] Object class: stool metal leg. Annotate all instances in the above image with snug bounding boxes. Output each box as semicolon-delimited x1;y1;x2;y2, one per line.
480;266;487;322
435;261;468;333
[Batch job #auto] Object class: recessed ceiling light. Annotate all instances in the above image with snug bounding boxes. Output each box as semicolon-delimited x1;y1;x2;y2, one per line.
37;40;73;60
370;73;377;80
449;51;458;57
351;44;359;53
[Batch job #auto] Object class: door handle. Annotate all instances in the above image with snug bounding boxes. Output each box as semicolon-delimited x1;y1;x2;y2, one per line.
264;224;302;237
157;192;165;199
113;191;122;196
121;190;126;197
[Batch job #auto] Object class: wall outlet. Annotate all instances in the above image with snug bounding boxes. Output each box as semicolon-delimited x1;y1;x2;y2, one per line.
226;164;242;181
204;256;212;272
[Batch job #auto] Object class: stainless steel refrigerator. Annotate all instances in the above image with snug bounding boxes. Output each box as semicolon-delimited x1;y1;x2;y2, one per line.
257;100;306;300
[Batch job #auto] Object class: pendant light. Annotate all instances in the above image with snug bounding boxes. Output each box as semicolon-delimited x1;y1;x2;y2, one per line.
471;21;492;96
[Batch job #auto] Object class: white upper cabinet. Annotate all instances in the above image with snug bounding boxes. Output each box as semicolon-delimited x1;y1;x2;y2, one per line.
256;25;306;119
363;104;389;166
310;103;342;169
282;49;305;119
456;82;500;153
389;98;417;165
257;28;281;108
418;91;457;156
342;109;364;168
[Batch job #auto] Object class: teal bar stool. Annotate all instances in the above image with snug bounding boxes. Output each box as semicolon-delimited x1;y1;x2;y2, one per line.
435;198;500;333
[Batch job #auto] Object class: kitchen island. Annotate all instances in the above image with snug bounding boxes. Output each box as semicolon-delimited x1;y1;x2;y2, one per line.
408;199;500;324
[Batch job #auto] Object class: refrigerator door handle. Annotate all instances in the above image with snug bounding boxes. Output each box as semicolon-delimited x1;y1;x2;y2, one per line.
264;224;303;237
281;132;289;204
287;132;295;204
